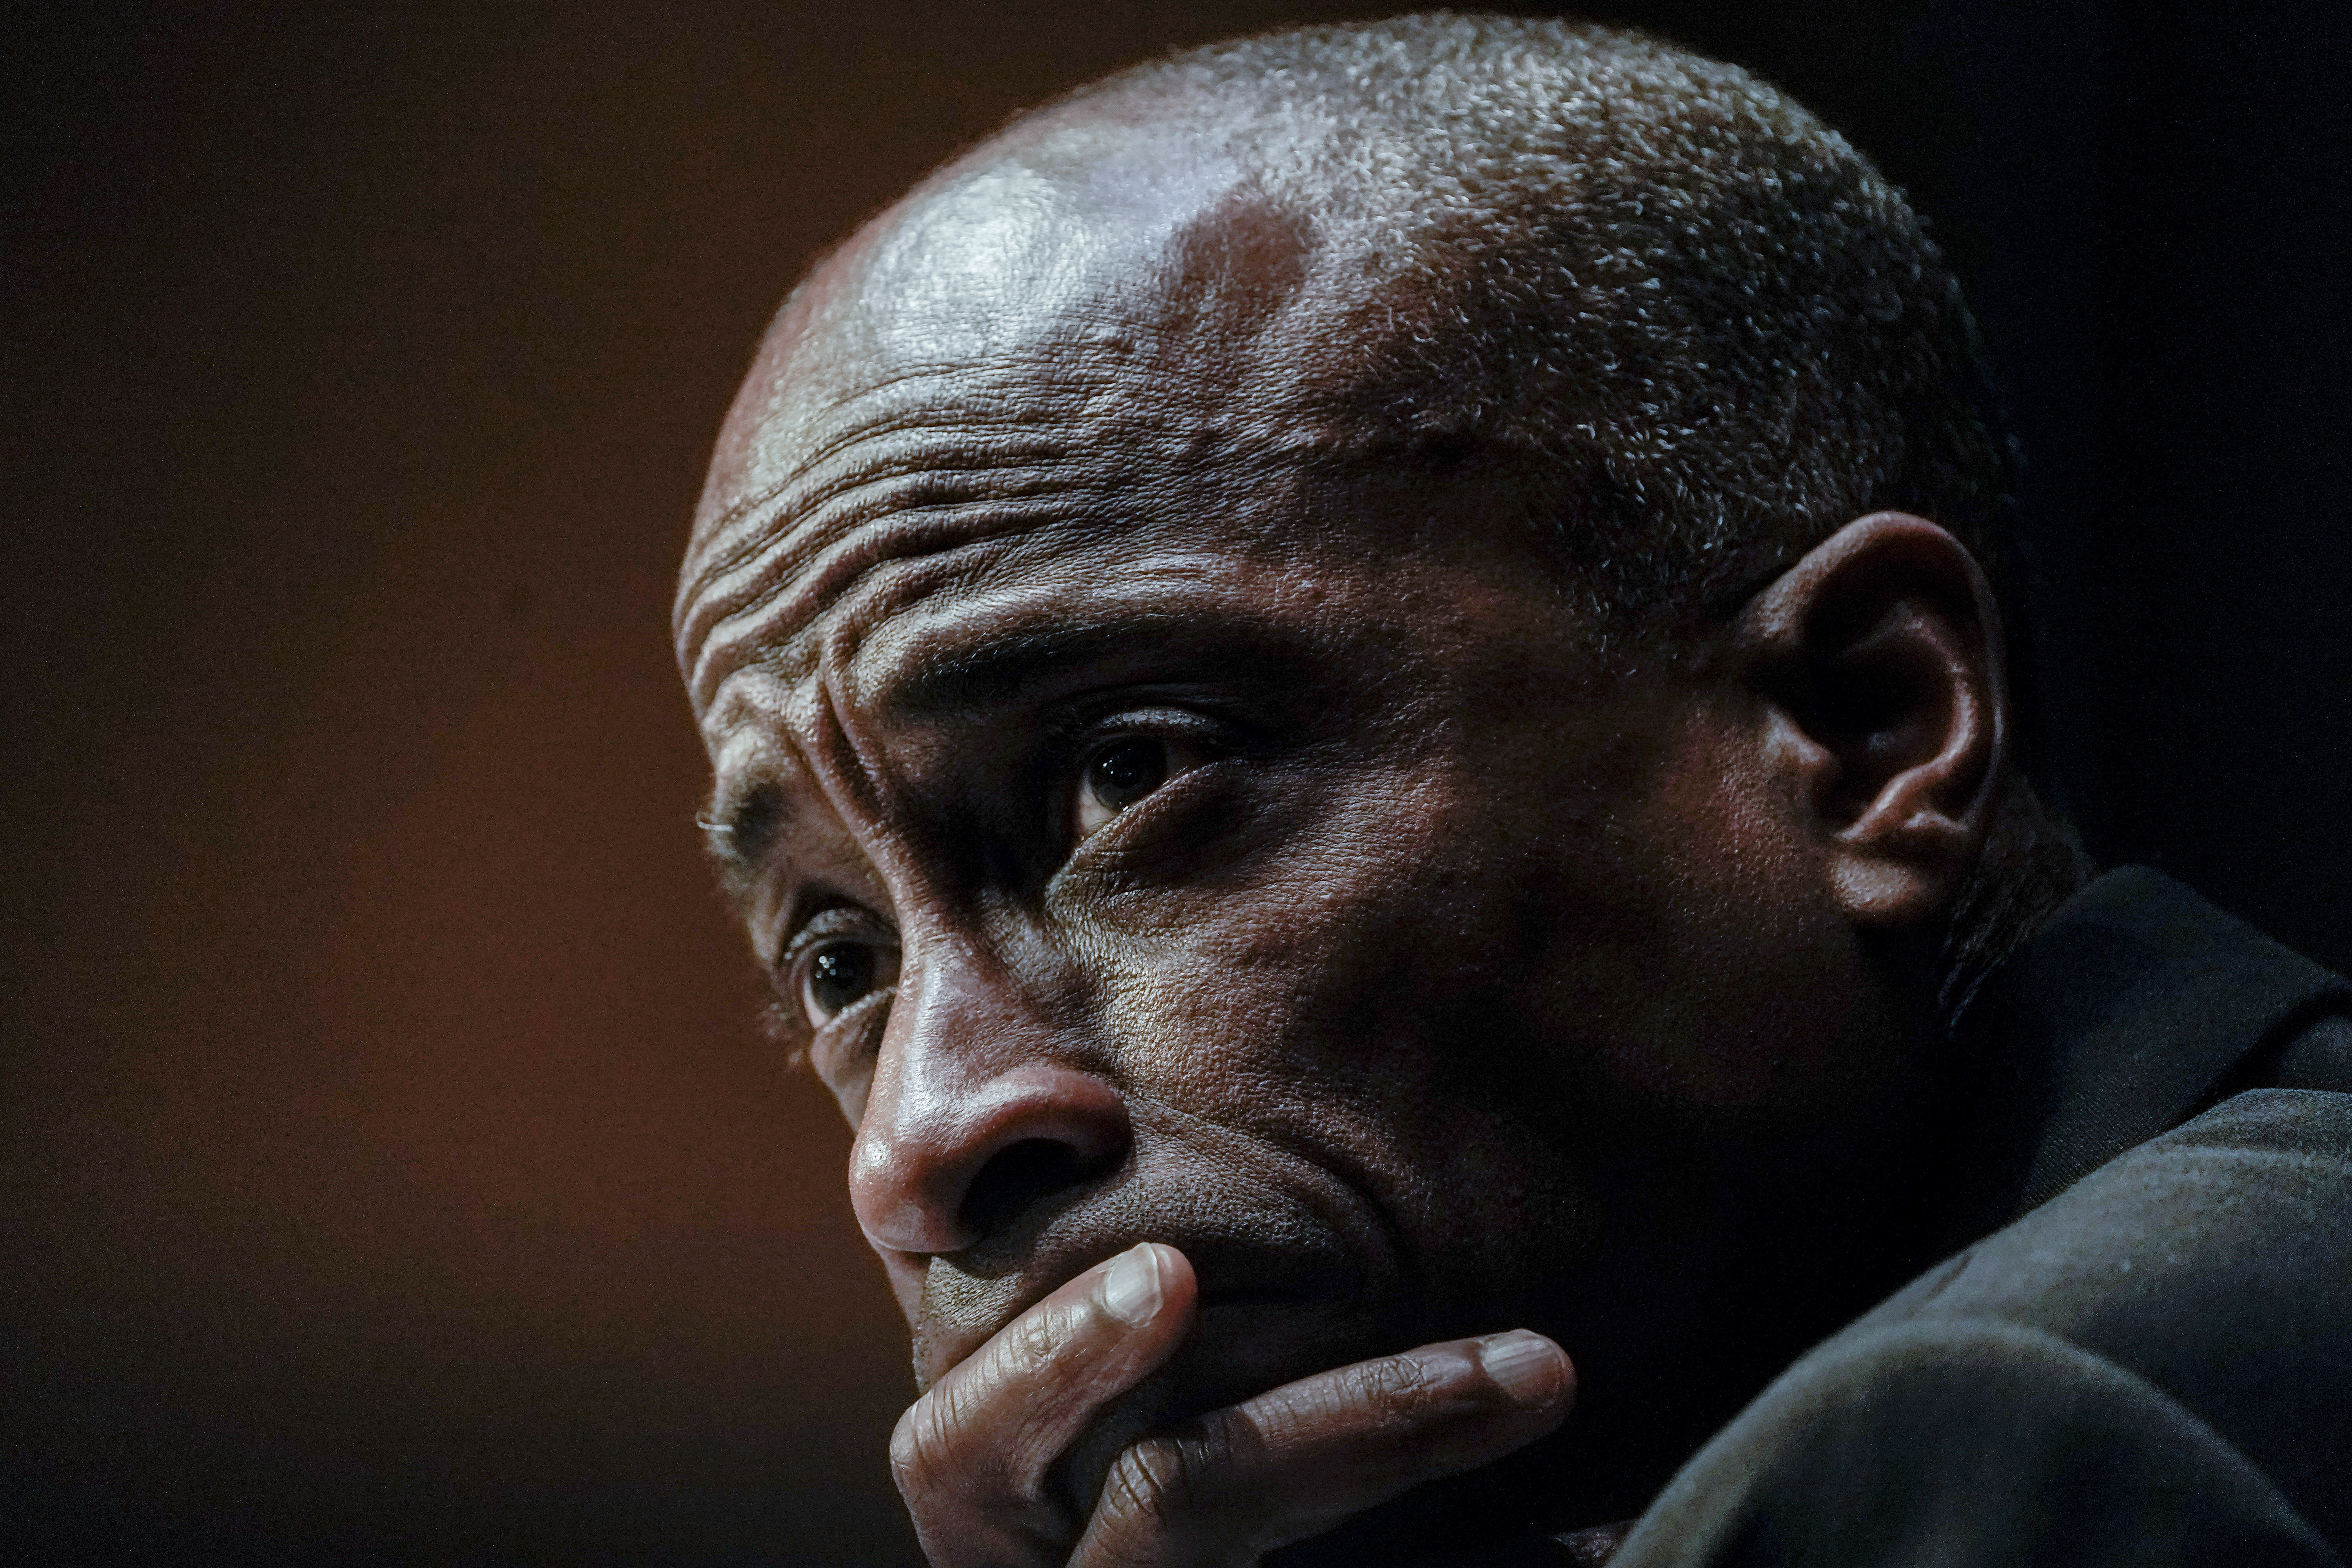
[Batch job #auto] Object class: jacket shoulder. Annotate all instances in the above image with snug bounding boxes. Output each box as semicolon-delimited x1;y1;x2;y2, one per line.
1868;1087;2352;1546
1609;1315;2341;1567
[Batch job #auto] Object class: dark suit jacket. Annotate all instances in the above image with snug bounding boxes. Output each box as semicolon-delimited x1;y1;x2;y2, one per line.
1602;868;2352;1565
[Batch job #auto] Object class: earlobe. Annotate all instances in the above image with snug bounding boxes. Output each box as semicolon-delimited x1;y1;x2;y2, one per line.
1735;512;2008;930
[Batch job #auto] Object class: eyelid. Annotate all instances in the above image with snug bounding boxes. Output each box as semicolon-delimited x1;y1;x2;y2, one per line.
1058;704;1238;769
781;910;902;1049
777;901;900;970
1062;706;1225;779
1058;729;1236;873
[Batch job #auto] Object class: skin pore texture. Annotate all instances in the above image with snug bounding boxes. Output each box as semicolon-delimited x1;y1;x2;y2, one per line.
677;84;2014;1568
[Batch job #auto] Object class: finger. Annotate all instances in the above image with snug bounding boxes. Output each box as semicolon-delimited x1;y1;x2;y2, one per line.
893;1243;1198;1568
1070;1328;1573;1568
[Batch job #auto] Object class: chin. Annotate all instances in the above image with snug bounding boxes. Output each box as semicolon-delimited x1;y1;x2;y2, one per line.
1047;1285;1406;1520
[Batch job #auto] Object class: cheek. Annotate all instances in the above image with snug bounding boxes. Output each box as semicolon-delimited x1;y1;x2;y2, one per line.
1084;766;1502;1093
1543;715;1869;1118
1075;765;1607;1247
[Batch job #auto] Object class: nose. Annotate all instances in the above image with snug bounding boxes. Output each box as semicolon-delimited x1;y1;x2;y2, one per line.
847;950;1130;1256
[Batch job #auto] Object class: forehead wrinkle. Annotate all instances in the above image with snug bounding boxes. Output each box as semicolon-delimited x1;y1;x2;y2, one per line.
686;335;1255;597
844;562;1290;724
682;234;1344;639
737;349;1106;520
681;379;1098;660
795;653;892;875
681;374;1240;706
683;423;1130;713
684;231;1359;709
689;493;1129;715
809;530;1041;716
686;447;1080;669
685;425;1067;631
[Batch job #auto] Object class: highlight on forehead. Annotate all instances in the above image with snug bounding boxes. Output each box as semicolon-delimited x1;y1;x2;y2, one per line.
675;159;1349;710
688;130;1294;526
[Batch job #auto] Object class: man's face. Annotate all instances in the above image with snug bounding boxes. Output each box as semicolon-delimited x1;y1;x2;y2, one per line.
680;138;1934;1515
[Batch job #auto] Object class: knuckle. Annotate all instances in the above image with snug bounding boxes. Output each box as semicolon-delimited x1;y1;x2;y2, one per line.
1100;1437;1191;1532
1010;1305;1062;1368
1346;1352;1442;1419
887;1394;960;1496
1096;1414;1245;1537
891;1375;1070;1524
886;1403;931;1488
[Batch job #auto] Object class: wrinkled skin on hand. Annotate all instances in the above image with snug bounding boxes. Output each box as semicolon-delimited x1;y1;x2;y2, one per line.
891;1243;1573;1567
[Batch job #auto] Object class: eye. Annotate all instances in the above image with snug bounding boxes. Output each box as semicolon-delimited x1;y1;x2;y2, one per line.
1076;736;1174;837
793;936;901;1028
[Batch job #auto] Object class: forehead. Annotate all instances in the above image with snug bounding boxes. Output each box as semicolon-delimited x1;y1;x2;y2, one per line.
678;125;1367;720
712;131;1299;485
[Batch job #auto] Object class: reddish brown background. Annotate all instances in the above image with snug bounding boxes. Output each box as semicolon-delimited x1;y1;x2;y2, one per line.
7;2;2348;1564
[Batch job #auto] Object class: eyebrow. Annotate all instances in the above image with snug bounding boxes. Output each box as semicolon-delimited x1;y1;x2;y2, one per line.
864;570;1317;722
881;617;1180;719
694;622;1143;875
691;624;1124;887
699;589;1311;892
700;779;786;891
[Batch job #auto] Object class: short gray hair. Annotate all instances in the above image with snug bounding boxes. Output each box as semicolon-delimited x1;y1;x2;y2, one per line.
1029;11;2013;633
1025;12;2082;1008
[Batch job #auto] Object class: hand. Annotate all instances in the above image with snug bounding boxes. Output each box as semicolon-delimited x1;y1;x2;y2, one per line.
890;1242;1575;1568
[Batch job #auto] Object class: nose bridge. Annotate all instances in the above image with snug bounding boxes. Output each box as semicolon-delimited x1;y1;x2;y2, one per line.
848;929;1128;1257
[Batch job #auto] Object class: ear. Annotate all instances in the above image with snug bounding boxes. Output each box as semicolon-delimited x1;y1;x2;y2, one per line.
1732;512;2008;929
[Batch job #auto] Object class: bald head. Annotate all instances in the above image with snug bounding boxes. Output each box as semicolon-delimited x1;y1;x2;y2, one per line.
686;12;2007;679
696;126;1325;561
681;115;1365;714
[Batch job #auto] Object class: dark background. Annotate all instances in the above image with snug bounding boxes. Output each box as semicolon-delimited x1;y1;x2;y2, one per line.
7;2;2348;1563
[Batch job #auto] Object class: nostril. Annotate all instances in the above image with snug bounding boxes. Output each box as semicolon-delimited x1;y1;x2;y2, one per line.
959;1137;1114;1241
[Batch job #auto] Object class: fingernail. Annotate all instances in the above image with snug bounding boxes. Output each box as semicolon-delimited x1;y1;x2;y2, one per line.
1477;1330;1565;1406
1097;1244;1163;1327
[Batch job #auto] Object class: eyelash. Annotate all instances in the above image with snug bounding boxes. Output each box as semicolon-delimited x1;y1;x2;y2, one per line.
775;906;899;1025
1054;712;1231;846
